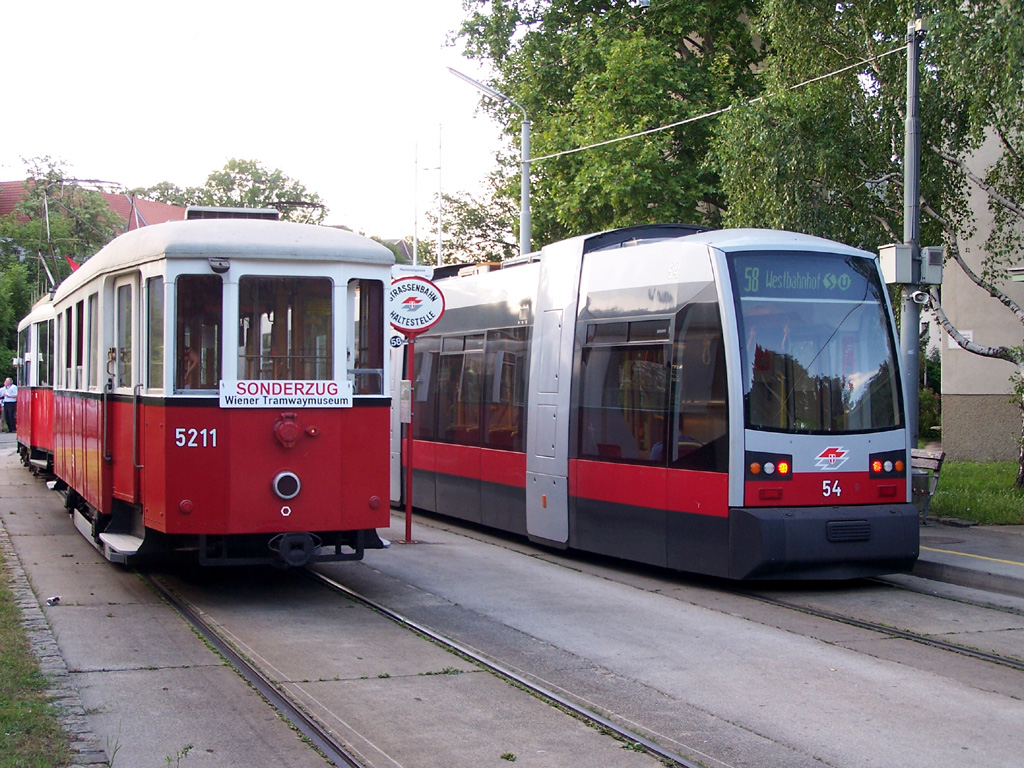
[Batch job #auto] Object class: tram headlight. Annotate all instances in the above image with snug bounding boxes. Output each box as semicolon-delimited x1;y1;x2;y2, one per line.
273;471;301;500
746;452;793;481
869;450;907;478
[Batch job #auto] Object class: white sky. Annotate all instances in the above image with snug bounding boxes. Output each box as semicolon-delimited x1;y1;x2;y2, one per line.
0;0;505;239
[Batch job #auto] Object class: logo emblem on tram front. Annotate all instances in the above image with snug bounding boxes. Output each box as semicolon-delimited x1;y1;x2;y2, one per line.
814;446;849;470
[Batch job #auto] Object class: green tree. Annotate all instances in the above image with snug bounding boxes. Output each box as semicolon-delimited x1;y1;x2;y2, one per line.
456;0;761;249
12;157;124;264
135;159;328;224
710;1;1024;483
424;174;520;263
0;262;32;382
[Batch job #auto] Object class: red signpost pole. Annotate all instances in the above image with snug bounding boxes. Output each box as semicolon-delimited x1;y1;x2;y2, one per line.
404;335;416;543
388;274;445;547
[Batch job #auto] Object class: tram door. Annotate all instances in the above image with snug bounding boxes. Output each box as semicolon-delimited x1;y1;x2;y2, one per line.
524;241;583;547
111;274;140;502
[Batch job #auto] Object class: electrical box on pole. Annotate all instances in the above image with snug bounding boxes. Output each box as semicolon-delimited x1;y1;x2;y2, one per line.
879;243;915;285
919;246;944;285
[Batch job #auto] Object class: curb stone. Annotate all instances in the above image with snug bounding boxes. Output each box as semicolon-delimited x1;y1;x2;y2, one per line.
0;522;110;767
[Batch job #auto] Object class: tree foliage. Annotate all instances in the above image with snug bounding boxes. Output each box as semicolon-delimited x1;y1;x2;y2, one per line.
456;0;761;249
420;173;520;264
10;157;125;263
134;159;328;224
455;1;1024;480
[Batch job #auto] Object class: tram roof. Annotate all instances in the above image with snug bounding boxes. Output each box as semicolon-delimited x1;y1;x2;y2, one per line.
682;228;871;257
53;219;394;302
17;293;55;330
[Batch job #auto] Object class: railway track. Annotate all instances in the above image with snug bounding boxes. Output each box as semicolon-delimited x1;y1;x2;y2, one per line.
738;583;1024;673
304;568;705;768
142;571;363;768
144;567;704;768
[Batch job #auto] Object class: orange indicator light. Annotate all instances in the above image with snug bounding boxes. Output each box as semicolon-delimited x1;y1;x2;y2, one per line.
894;460;905;472
750;463;762;475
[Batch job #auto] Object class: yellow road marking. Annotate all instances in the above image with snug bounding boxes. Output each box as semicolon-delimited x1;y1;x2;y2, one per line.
922;546;1024;568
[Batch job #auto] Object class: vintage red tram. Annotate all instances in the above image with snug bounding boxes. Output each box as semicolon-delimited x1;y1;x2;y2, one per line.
15;295;56;471
16;218;394;567
394;225;919;580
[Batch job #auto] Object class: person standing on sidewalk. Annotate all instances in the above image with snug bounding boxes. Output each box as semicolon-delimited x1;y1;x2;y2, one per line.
2;377;16;433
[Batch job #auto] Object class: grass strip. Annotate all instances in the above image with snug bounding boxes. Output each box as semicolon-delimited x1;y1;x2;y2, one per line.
0;548;72;768
929;461;1024;525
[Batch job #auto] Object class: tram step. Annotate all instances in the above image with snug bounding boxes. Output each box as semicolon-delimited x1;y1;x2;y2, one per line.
98;532;144;556
29;458;49;469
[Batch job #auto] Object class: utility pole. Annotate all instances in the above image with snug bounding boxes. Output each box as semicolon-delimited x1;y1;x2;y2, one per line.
901;16;923;444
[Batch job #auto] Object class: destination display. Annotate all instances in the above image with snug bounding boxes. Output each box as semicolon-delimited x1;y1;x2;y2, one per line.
730;252;878;301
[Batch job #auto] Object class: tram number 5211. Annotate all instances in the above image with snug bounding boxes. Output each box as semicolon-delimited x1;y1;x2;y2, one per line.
174;428;218;448
822;479;842;498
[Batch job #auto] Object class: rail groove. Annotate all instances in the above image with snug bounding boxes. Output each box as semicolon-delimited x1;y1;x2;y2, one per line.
305;568;704;768
142;571;364;768
739;587;1024;673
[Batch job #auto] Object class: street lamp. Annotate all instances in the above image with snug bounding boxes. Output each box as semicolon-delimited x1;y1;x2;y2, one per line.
448;67;531;256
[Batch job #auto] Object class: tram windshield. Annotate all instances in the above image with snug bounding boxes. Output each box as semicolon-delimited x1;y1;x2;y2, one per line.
730;251;901;434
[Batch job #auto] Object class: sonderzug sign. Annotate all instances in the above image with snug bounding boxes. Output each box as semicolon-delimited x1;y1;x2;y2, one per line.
388;277;445;335
219;379;353;408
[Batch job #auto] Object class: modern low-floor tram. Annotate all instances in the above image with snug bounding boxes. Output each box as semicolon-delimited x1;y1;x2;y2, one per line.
395;224;919;580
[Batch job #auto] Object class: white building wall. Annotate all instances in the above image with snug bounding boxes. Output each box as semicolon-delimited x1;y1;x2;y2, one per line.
940;133;1024;461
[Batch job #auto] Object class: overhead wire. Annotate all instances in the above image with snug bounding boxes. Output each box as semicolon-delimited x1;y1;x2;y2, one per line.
530;44;907;164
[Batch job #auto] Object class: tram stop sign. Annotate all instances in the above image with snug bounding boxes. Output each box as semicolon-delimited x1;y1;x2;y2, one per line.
388;276;445;338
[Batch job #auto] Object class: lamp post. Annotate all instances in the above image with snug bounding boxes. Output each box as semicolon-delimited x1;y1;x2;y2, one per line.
448;67;532;256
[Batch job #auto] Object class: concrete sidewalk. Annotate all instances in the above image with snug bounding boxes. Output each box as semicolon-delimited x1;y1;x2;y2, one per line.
916;522;1024;598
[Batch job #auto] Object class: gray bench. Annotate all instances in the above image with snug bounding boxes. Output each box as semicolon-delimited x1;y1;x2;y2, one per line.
911;448;946;524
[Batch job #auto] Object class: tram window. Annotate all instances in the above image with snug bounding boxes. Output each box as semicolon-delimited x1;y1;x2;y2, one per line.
147;277;164;390
115;285;132;389
17;327;29;387
442;336;465;353
668;302;728;472
577;342;669;462
629;319;671;342
39;320;52;386
238;276;330;381
438;338;484;446
74;301;84;389
349;278;384;394
412;335;440;441
62;307;72;389
731;252;900;433
87;295;98;389
587;322;628;344
176;275;222;391
483;327;528;451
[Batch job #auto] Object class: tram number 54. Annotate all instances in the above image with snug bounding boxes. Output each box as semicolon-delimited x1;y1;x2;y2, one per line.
174;428;218;448
822;479;842;498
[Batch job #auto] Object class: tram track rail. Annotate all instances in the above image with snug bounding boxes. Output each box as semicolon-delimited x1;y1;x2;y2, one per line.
304;568;705;768
420;515;1024;675
736;583;1024;673
141;571;364;768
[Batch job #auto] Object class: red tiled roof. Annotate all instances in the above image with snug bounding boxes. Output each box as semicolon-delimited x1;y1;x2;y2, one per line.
0;180;184;230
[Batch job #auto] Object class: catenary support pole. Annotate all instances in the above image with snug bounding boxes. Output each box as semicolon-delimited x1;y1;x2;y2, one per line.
901;16;923;444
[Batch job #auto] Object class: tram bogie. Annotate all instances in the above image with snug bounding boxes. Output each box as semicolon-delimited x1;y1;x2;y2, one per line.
393;224;919;580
